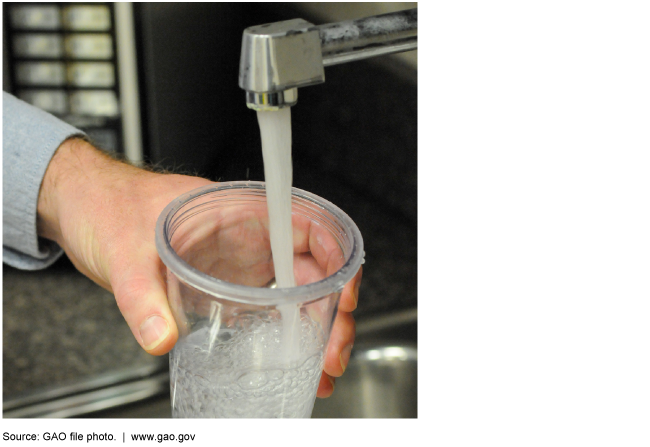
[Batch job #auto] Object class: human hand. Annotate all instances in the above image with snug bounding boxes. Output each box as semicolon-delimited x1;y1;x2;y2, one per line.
37;138;212;355
37;137;362;397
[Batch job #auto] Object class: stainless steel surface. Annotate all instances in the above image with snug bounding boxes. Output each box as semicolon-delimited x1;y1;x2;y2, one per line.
244;87;298;111
3;363;168;418
238;8;417;110
311;308;417;418
238;18;324;110
356;307;417;336
5;374;169;419
312;342;417;418
318;8;417;67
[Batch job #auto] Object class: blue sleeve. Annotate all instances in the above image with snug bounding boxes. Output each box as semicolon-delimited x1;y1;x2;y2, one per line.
3;92;86;270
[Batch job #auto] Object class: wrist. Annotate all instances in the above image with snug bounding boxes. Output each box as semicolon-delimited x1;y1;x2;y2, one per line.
37;137;73;245
36;137;121;245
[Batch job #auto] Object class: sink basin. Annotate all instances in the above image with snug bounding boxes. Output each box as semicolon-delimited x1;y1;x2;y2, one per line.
312;342;417;418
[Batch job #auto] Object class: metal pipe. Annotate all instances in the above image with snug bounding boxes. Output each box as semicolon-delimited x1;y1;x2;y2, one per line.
318;9;417;67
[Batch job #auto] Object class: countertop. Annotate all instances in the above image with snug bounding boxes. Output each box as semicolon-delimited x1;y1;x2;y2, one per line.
2;259;164;402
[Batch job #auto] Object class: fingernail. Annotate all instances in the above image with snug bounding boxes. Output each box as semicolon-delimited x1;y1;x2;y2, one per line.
353;282;360;308
140;315;170;351
327;375;336;390
340;344;353;373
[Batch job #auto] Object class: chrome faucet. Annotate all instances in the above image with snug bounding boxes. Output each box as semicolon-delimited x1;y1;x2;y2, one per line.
238;8;417;111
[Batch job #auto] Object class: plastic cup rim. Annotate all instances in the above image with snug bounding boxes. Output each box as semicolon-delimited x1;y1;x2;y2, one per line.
155;181;364;306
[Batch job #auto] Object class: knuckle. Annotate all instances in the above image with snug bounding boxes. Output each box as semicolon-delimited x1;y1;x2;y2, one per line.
113;275;152;315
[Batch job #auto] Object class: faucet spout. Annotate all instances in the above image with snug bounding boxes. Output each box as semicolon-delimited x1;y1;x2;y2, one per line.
238;8;417;111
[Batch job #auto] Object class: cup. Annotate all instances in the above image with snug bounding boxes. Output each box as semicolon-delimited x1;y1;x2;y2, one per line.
155;181;364;418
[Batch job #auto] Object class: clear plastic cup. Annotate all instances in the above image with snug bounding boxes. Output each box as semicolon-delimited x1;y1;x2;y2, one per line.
155;181;363;418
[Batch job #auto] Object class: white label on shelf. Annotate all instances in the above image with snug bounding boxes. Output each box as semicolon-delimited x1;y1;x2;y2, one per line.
18;90;68;115
64;34;113;59
10;6;61;30
67;63;115;87
13;34;64;58
15;62;66;86
69;91;119;117
62;5;111;31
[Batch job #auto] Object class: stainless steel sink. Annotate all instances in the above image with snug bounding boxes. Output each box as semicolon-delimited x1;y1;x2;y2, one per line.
312;307;417;418
312;342;417;418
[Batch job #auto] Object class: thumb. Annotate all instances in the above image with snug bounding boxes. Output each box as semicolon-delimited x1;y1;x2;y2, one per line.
111;252;178;356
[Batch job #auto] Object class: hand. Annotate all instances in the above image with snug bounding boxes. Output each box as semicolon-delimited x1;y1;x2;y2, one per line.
37;137;362;397
37;138;211;354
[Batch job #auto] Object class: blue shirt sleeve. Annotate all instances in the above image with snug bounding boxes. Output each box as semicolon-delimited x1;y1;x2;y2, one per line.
3;92;86;270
